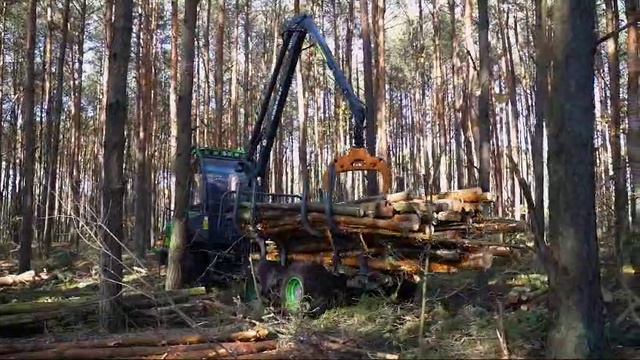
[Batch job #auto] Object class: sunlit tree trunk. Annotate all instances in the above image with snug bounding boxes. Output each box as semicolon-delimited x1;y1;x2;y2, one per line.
166;0;199;290
134;0;154;258
605;0;629;272
533;0;548;241
0;1;6;232
463;0;476;186
18;0;37;274
625;0;640;232
100;0;133;332
214;0;225;147
41;0;71;257
230;0;240;147
545;0;604;356
477;0;491;193
360;0;377;195
70;0;87;251
374;0;387;173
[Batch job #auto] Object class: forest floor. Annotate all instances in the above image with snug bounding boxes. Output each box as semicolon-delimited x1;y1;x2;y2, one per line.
0;240;639;359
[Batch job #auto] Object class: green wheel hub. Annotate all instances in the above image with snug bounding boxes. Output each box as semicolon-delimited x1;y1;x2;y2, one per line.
284;277;304;312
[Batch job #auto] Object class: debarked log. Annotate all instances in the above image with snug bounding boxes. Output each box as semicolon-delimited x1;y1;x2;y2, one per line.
0;287;207;316
1;340;278;360
0;326;265;355
426;187;494;203
0;271;57;287
0;287;208;327
255;213;421;233
239;202;363;217
259;250;495;274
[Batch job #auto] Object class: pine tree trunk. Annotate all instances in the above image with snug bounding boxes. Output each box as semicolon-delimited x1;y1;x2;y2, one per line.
545;0;604;356
533;0;548;244
70;0;87;251
38;0;55;251
360;0;377;195
463;0;476;186
42;0;71;257
242;0;251;145
0;1;6;234
214;0;225;147
100;0;134;332
625;0;640;231
135;0;154;258
605;0;629;272
230;0;240;148
374;0;387;172
166;0;199;291
18;0;37;274
477;0;491;193
203;0;211;143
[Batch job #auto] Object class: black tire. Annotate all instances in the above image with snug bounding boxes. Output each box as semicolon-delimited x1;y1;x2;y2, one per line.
280;262;341;317
255;260;284;304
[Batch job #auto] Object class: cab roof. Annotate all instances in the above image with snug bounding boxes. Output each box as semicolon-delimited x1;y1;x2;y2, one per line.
192;147;246;160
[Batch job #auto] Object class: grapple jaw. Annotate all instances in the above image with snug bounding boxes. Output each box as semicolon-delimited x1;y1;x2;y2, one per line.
323;147;392;194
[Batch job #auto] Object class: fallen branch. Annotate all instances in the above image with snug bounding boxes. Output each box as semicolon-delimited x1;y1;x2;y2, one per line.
495;300;510;359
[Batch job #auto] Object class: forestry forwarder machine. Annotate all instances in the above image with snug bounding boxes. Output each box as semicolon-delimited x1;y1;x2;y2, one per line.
159;14;517;314
159;14;390;306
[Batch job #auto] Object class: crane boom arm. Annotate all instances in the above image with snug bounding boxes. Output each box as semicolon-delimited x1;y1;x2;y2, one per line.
244;15;366;180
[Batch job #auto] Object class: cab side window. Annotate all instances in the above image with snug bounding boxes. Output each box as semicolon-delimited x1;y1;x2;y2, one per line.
190;166;204;210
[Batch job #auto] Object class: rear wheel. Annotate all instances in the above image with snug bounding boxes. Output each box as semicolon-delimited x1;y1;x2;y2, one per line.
280;262;338;316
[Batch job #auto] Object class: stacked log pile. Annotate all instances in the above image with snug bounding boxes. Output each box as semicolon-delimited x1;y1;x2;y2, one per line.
238;187;526;274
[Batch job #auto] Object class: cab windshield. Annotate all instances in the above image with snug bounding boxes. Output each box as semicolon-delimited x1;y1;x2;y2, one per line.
201;158;243;209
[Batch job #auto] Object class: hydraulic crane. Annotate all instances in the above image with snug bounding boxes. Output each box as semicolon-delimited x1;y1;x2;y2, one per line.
238;14;391;195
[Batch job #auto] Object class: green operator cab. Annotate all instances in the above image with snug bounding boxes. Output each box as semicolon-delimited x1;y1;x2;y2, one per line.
159;147;247;286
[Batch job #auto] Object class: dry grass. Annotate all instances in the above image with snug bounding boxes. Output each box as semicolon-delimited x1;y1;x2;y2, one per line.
269;267;551;359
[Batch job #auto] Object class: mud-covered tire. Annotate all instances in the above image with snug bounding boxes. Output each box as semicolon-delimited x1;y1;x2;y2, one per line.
280;262;340;317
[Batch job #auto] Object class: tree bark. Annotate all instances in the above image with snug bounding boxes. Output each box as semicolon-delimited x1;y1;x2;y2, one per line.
42;0;72;257
546;0;604;357
230;0;240;147
18;0;37;274
37;0;55;250
166;0;199;290
169;0;180;212
533;0;548;247
605;0;629;273
214;0;225;147
242;0;251;145
463;0;476;186
70;0;87;251
374;0;388;172
360;0;377;195
0;1;6;235
477;0;491;193
135;0;155;258
626;1;640;232
100;0;134;332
